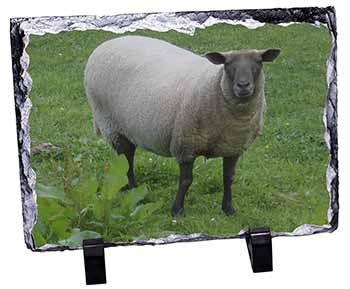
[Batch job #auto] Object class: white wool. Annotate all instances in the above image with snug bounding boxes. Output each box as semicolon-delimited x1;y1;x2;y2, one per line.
85;36;266;163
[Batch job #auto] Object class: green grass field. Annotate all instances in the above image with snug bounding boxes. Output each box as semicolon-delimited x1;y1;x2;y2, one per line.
27;23;332;247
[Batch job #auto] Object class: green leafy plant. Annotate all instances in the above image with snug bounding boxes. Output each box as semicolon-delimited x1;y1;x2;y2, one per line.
32;154;161;248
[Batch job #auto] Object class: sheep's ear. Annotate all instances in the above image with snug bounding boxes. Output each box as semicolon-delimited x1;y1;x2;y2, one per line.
205;52;226;65
260;49;281;62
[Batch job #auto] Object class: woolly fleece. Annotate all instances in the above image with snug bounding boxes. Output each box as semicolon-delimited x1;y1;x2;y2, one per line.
85;36;266;163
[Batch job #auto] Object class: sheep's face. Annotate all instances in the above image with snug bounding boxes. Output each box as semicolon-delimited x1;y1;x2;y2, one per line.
205;49;281;101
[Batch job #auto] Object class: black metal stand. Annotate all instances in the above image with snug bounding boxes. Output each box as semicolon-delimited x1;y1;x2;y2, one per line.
81;230;272;284
245;227;273;273
83;238;107;285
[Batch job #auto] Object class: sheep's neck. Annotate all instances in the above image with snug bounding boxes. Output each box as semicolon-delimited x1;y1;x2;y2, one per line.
219;67;264;122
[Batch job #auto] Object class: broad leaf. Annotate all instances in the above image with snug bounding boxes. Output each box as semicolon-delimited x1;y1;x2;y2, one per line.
71;178;98;206
32;231;47;248
58;230;101;247
133;234;147;241
111;214;126;222
85;221;104;231
130;202;161;220
92;197;105;221
63;206;79;219
102;155;128;200
36;183;65;201
32;220;48;248
82;178;99;202
37;197;64;220
51;217;71;239
121;185;149;212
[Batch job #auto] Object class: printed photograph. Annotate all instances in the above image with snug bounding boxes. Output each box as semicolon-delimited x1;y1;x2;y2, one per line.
26;16;332;248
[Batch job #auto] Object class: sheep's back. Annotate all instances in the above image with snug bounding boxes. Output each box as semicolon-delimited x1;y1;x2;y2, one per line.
85;36;215;156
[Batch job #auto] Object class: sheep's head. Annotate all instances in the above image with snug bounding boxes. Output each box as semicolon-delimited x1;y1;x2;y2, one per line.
205;49;281;102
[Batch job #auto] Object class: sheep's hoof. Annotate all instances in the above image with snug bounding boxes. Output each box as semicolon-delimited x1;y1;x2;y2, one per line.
120;183;137;192
172;203;185;217
120;184;130;192
222;204;235;216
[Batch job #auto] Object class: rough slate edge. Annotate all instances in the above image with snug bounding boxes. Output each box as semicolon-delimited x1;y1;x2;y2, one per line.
9;6;338;252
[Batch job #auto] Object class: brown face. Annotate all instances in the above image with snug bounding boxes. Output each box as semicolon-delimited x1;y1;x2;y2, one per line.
225;53;263;99
205;49;281;101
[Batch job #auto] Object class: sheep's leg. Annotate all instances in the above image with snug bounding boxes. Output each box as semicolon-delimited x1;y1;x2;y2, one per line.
172;159;194;216
125;146;137;189
112;135;137;189
222;156;239;216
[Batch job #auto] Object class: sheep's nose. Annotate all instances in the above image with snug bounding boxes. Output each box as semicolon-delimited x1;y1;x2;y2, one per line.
237;81;250;88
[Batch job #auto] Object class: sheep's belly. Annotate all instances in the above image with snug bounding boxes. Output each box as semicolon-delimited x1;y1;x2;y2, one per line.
131;136;172;157
121;119;174;157
194;126;260;158
196;142;247;158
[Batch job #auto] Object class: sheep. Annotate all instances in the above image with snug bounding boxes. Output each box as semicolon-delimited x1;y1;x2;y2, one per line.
84;35;280;216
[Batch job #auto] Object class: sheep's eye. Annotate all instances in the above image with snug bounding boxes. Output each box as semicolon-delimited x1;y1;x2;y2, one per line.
225;65;235;80
252;63;262;76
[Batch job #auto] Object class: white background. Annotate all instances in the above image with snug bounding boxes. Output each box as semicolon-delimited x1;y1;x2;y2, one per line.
1;0;349;288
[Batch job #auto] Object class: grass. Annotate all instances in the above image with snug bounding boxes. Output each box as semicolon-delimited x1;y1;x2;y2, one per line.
27;23;332;246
